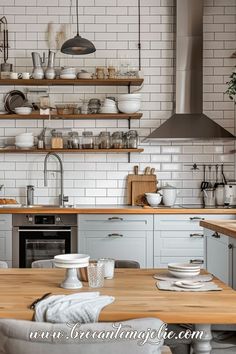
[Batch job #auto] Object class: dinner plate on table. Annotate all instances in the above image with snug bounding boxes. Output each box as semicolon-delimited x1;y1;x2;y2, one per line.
174;280;204;289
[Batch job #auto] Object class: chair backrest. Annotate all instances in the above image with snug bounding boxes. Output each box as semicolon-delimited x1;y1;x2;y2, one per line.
115;260;140;269
0;261;8;268
0;318;164;354
31;259;54;268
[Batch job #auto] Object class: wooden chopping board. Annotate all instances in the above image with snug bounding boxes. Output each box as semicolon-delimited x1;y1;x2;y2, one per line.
127;174;157;205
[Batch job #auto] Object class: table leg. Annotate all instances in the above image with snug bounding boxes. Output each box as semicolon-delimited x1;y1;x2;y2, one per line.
192;324;212;354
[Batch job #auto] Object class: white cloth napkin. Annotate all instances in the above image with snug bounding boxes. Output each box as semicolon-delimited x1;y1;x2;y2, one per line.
34;292;115;323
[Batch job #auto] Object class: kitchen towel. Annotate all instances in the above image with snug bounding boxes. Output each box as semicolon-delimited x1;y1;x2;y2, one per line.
156;280;222;292
34;292;115;323
153;272;213;282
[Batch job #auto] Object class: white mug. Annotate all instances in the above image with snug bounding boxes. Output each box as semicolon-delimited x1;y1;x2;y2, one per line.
22;72;30;79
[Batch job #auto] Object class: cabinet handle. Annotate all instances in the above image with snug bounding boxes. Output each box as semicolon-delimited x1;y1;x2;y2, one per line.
108;233;123;238
190;233;204;238
212;232;220;238
190;259;204;264
189;217;205;221
228;244;233;250
108;217;123;221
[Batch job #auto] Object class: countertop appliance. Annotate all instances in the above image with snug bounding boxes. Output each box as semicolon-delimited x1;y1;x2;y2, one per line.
13;214;77;268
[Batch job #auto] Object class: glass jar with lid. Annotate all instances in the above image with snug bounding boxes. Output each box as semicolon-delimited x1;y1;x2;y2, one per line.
67;131;79;149
82;131;94;149
99;131;111;149
111;131;124;149
125;130;139;149
51;129;63;149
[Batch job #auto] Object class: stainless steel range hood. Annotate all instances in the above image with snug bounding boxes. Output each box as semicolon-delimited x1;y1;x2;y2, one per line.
145;0;235;141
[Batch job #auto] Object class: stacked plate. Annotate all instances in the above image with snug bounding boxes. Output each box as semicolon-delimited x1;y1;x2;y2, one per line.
60;67;76;79
100;98;118;114
118;93;141;114
54;253;90;268
15;132;34;148
168;263;201;279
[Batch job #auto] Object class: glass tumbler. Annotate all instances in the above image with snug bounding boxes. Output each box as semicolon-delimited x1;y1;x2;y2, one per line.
98;258;115;279
87;263;104;288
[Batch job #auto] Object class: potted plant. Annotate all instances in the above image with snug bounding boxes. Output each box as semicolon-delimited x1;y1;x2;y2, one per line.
225;67;236;100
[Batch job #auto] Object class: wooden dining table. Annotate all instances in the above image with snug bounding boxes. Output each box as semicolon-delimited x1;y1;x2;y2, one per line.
0;268;235;354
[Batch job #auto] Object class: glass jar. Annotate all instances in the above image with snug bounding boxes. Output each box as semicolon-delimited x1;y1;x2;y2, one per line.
99;131;111;149
96;67;105;79
125;130;139;148
82;131;94;149
111;131;124;149
51;130;63;149
67;131;79;149
88;99;101;114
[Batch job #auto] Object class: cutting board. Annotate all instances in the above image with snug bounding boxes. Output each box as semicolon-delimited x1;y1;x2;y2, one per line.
127;174;157;205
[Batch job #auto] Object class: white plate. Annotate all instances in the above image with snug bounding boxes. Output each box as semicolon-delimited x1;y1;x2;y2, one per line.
169;269;200;278
54;253;90;264
168;263;201;270
174;281;204;289
60;74;76;79
0;204;22;208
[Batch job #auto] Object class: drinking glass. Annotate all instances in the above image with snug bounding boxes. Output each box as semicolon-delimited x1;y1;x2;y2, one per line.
98;258;115;279
87;263;104;288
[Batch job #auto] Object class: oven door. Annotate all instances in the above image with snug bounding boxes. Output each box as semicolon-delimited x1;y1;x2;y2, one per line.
18;227;71;268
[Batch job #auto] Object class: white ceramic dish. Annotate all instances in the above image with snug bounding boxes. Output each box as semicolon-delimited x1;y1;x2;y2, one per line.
54;253;90;264
145;193;162;207
77;73;92;79
100;109;118;114
118;101;141;114
174;281;203;289
119;94;141;100
168;263;201;270
168;269;200;278
60;74;76;79
0;204;22;208
15;142;34;148
54;260;89;269
14;108;32;115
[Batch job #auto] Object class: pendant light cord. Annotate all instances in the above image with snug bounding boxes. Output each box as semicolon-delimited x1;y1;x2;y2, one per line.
138;0;141;70
76;0;79;36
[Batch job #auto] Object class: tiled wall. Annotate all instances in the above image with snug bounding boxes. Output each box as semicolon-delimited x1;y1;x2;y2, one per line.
0;0;235;205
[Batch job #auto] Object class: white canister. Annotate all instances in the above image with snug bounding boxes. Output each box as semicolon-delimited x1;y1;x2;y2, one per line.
160;184;177;206
215;185;225;206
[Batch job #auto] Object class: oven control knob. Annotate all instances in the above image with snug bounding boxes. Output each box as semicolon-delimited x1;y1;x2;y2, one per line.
27;215;33;223
56;216;61;223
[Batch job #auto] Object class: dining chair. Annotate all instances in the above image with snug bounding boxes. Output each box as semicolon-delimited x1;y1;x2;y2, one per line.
31;259;54;268
0;261;8;268
0;318;164;354
115;260;140;268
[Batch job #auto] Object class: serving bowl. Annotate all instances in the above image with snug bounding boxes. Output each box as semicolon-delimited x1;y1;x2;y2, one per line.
145;193;162;207
118;100;141;114
119;93;141;101
14;107;32;115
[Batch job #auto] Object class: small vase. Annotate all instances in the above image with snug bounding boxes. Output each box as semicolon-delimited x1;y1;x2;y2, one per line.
45;67;56;79
32;67;44;79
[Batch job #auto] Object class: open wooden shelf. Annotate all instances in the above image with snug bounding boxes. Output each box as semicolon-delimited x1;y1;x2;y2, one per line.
0;78;144;86
0;112;143;120
0;147;144;154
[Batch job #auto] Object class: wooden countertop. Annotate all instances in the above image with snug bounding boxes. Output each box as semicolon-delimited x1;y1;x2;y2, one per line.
0;268;236;324
201;220;236;239
0;205;236;214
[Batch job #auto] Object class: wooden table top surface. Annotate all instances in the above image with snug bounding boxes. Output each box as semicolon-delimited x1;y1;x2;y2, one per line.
201;219;236;239
0;268;236;324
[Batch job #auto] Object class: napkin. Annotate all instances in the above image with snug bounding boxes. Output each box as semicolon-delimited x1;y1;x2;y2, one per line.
156;280;222;292
34;292;115;323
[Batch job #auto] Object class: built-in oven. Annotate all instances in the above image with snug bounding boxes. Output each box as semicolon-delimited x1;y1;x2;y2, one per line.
13;214;77;268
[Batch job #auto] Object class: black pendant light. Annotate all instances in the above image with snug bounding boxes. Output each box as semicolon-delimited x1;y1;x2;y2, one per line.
61;0;96;55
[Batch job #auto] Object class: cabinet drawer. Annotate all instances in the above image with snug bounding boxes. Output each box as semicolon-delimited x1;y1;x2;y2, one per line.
154;256;204;268
0;231;12;260
78;214;153;231
78;230;153;268
0;215;12;231
154;231;204;256
154;214;235;231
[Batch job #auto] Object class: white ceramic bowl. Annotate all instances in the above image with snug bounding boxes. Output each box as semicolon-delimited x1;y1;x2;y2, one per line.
100;108;118;114
78;72;92;79
118;100;141;114
119;94;141;101
145;193;162;207
168;263;201;271
168;269;200;278
60;74;76;79
15;107;32;115
15;142;34;148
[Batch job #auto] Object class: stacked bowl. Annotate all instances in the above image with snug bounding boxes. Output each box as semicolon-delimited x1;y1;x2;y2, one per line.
168;263;201;279
15;132;34;149
118;93;141;114
100;98;118;114
14;107;32;115
60;67;76;79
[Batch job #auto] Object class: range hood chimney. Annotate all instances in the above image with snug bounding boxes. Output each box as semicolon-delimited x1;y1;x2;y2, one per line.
145;0;235;141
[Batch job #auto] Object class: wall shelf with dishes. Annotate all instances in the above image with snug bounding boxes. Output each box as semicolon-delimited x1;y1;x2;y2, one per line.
0;78;144;87
0;113;143;120
0;147;144;154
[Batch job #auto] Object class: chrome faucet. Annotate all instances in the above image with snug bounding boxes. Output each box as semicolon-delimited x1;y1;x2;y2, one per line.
43;152;68;207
